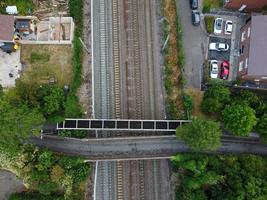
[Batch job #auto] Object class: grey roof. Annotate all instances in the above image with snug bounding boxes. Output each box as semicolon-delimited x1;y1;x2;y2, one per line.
248;15;267;76
0;15;14;41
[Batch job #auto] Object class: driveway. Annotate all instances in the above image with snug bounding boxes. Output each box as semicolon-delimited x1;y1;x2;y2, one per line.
176;0;208;89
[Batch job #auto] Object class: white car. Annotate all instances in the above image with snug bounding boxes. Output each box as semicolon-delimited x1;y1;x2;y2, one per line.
225;20;233;35
210;60;219;79
214;18;223;34
209;42;229;51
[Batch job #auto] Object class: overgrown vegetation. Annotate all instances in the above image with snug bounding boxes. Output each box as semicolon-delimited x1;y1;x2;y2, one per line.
162;0;188;119
0;0;35;15
202;0;223;13
172;153;267;200
204;16;215;34
201;81;267;139
58;130;88;139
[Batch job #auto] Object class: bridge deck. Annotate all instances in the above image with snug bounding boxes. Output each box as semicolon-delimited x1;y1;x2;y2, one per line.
57;119;191;131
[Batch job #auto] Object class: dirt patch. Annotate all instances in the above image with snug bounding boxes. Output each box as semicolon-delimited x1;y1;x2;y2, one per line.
185;87;205;117
20;44;72;87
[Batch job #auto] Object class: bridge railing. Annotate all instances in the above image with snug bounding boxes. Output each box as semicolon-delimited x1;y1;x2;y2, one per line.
57;119;191;132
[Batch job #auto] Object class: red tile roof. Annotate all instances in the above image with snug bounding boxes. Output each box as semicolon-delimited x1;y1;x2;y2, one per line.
225;0;267;11
0;15;14;42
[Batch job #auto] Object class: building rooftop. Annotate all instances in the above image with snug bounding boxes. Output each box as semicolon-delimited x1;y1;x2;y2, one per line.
248;15;267;76
0;15;14;42
225;0;267;11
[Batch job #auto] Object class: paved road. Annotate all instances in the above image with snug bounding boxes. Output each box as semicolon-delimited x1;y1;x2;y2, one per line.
32;135;267;159
176;0;207;89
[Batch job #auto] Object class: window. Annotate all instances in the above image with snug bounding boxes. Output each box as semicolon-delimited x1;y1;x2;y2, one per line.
247;27;250;38
239;61;244;72
245;58;248;68
241;31;246;42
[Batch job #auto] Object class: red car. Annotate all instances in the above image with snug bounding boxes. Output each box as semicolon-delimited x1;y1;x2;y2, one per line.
220;61;230;80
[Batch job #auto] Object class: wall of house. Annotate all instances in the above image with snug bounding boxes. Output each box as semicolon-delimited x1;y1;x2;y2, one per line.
237;20;251;77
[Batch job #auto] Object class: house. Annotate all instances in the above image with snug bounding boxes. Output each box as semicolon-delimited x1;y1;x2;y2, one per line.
237;14;267;83
224;0;267;11
0;15;14;43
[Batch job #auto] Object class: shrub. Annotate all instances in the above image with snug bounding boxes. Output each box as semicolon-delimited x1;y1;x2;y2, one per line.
176;118;222;151
222;104;257;136
204;16;215;34
58;130;87;139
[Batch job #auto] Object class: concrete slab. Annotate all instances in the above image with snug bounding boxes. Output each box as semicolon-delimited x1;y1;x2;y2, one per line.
0;49;22;88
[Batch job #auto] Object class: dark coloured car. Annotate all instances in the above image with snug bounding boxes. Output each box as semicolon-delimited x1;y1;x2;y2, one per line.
192;10;200;26
190;0;198;9
220;60;230;80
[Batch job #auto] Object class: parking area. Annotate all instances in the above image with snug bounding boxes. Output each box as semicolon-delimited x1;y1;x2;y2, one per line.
205;12;247;82
0;49;22;88
208;36;231;61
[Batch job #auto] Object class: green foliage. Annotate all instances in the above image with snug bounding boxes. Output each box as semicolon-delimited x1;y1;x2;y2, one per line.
202;0;222;13
69;0;83;34
222;104;257;136
204;16;214;34
256;114;267;141
0;84;3;97
183;93;194;119
0;99;44;154
201;82;230;114
58;130;87;139
30;52;50;64
38;85;65;116
64;94;82;118
172;154;267;200
9;192;64;200
176;118;222;151
0;0;35;15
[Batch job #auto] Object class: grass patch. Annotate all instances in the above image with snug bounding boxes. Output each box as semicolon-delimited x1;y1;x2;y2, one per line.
204;16;215;34
20;45;72;87
202;0;223;13
30;52;50;63
0;0;35;15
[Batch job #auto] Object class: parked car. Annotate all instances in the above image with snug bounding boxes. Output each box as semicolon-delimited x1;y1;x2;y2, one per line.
209;42;229;51
214;18;223;34
210;60;219;79
190;0;198;9
225;20;233;35
220;61;230;80
191;10;200;26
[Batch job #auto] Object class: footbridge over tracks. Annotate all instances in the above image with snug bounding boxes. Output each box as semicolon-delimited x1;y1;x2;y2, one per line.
57;119;191;132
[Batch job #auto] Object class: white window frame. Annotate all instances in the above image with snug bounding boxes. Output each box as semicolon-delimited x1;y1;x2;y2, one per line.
239;61;244;72
247;27;250;38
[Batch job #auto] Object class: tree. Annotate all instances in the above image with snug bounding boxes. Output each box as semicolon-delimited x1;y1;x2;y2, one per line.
0;99;45;154
256;114;267;141
201;83;230;114
222;104;257;136
176;118;222;151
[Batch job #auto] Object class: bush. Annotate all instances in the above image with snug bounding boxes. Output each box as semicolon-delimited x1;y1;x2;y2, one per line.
58;130;87;139
202;0;222;13
222;104;257;136
176;118;222;151
9;192;64;200
255;114;267;141
201;82;230;114
204;16;215;34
